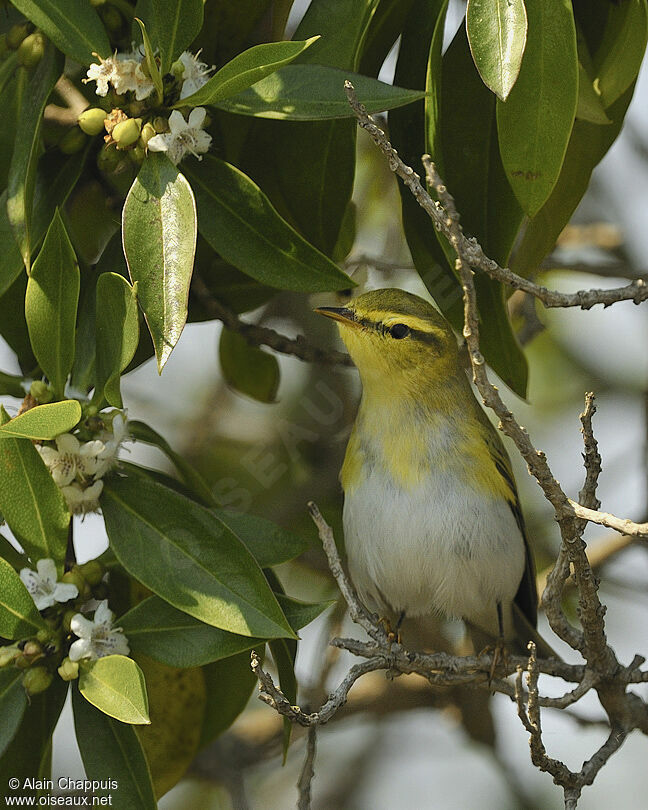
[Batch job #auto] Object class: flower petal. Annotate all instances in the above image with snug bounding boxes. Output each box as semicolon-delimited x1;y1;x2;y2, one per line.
53;582;79;603
35;558;57;583
70;613;96;639
147;133;169;153
57;433;81;454
93;599;114;626
188;107;206;129
69;638;92;662
167;110;187;134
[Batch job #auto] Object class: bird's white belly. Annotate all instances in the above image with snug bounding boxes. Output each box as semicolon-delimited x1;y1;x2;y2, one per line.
342;466;525;628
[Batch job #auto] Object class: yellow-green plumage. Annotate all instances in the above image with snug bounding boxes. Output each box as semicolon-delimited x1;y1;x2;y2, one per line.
317;288;546;654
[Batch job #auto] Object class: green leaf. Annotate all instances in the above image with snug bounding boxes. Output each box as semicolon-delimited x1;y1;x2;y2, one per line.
0;437;69;567
213;64;426;120
120;593;331;668
134;18;163;105
0;370;25;399
79;655;150;725
200;651;258;746
7;43;63;271
122;153;197;372
576;62;611;124
212;509;308;568
0;273;37;375
0;678;67;790
127;421;217;507
148;0;204;74
0;400;81;440
0;557;47;639
359;0;417;77
184;156;353;292
219;327;279;403
593;0;648;109
24;211;79;398
466;0;528;101
270;637;297;759
72;687;156;809
496;0;578;216
9;0;110;64
0;668;27;758
0;533;30;572
102;474;296;639
94;273;139;408
512;86;634;278
179;37;319;107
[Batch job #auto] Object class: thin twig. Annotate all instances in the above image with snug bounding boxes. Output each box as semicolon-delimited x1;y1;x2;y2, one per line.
297;726;317;810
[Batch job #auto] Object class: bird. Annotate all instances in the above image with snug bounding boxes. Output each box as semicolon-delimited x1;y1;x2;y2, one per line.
315;288;553;658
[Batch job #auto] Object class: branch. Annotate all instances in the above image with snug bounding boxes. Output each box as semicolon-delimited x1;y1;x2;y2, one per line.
297;727;317;810
343;81;648;312
191;279;352;366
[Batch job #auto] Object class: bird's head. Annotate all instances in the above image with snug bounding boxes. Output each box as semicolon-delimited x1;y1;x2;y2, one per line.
315;288;461;394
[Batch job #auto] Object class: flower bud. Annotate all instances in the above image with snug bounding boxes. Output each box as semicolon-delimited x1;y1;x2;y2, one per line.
80;559;104;587
170;58;185;80
0;644;20;668
17;32;45;68
129;144;146;164
97;143;121;174
36;627;53;644
22;641;42;661
112;117;142;148
78;107;107;136
153;116;170;133
139;122;156;147
57;657;79;682
62;610;77;632
59;127;87;155
7;22;31;51
23;666;53;695
61;568;89;599
29;380;53;403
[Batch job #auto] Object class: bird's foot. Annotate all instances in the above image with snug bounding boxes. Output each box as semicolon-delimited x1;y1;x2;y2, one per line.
377;616;402;645
478;639;509;685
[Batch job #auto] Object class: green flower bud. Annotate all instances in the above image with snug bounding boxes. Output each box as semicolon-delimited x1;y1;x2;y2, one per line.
80;559;104;587
36;627;52;644
0;644;20;668
102;6;122;34
139;122;156;147
57;657;79;682
23;666;53;695
22;641;42;660
29;380;53;403
62;610;77;632
153;116;170;133
112;117;142;148
59;127;87;155
7;23;31;51
61;568;88;597
78;107;107;136
170;58;185;80
97;144;121;174
17;32;45;68
129;144;146;164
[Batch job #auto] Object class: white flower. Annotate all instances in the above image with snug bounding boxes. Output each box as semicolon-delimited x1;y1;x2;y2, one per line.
60;480;104;515
69;600;130;661
20;559;78;612
84;51;155;100
38;433;106;487
178;51;212;99
94;412;130;478
147;108;212;164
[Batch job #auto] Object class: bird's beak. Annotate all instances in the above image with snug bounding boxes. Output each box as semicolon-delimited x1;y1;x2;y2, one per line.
314;306;361;328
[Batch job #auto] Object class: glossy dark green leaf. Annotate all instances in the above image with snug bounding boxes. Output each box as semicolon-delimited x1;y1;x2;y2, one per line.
200;651;259;746
359;0;417;76
134;18;163;104
25;211;79;397
120;593;331;668
0;371;25;399
0;668;27;758
512;86;634;278
497;0;578;216
94;273;139;408
0;557;47;639
0;400;81;440
185;156;353;292
79;655;150;725
219;327;279;403
102;474;296;639
179;38;319;107
593;0;647;109
0;148;89;300
127;421;217;507
0;437;69;567
213;64;425;120
212;508;308;568
466;0;528;101
0;677;67;790
0;533;30;572
72;687;157;809
0;273;37;375
576;63;611;124
6;43;63;271
270;637;297;759
147;0;204;74
122;153;197;372
9;0;110;64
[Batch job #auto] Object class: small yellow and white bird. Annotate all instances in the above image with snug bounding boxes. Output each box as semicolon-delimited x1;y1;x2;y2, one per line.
316;288;548;656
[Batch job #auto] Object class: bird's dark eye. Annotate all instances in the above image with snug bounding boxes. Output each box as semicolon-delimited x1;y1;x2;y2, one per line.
389;323;410;339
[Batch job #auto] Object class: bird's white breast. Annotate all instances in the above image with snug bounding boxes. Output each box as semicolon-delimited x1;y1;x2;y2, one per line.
342;445;525;634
